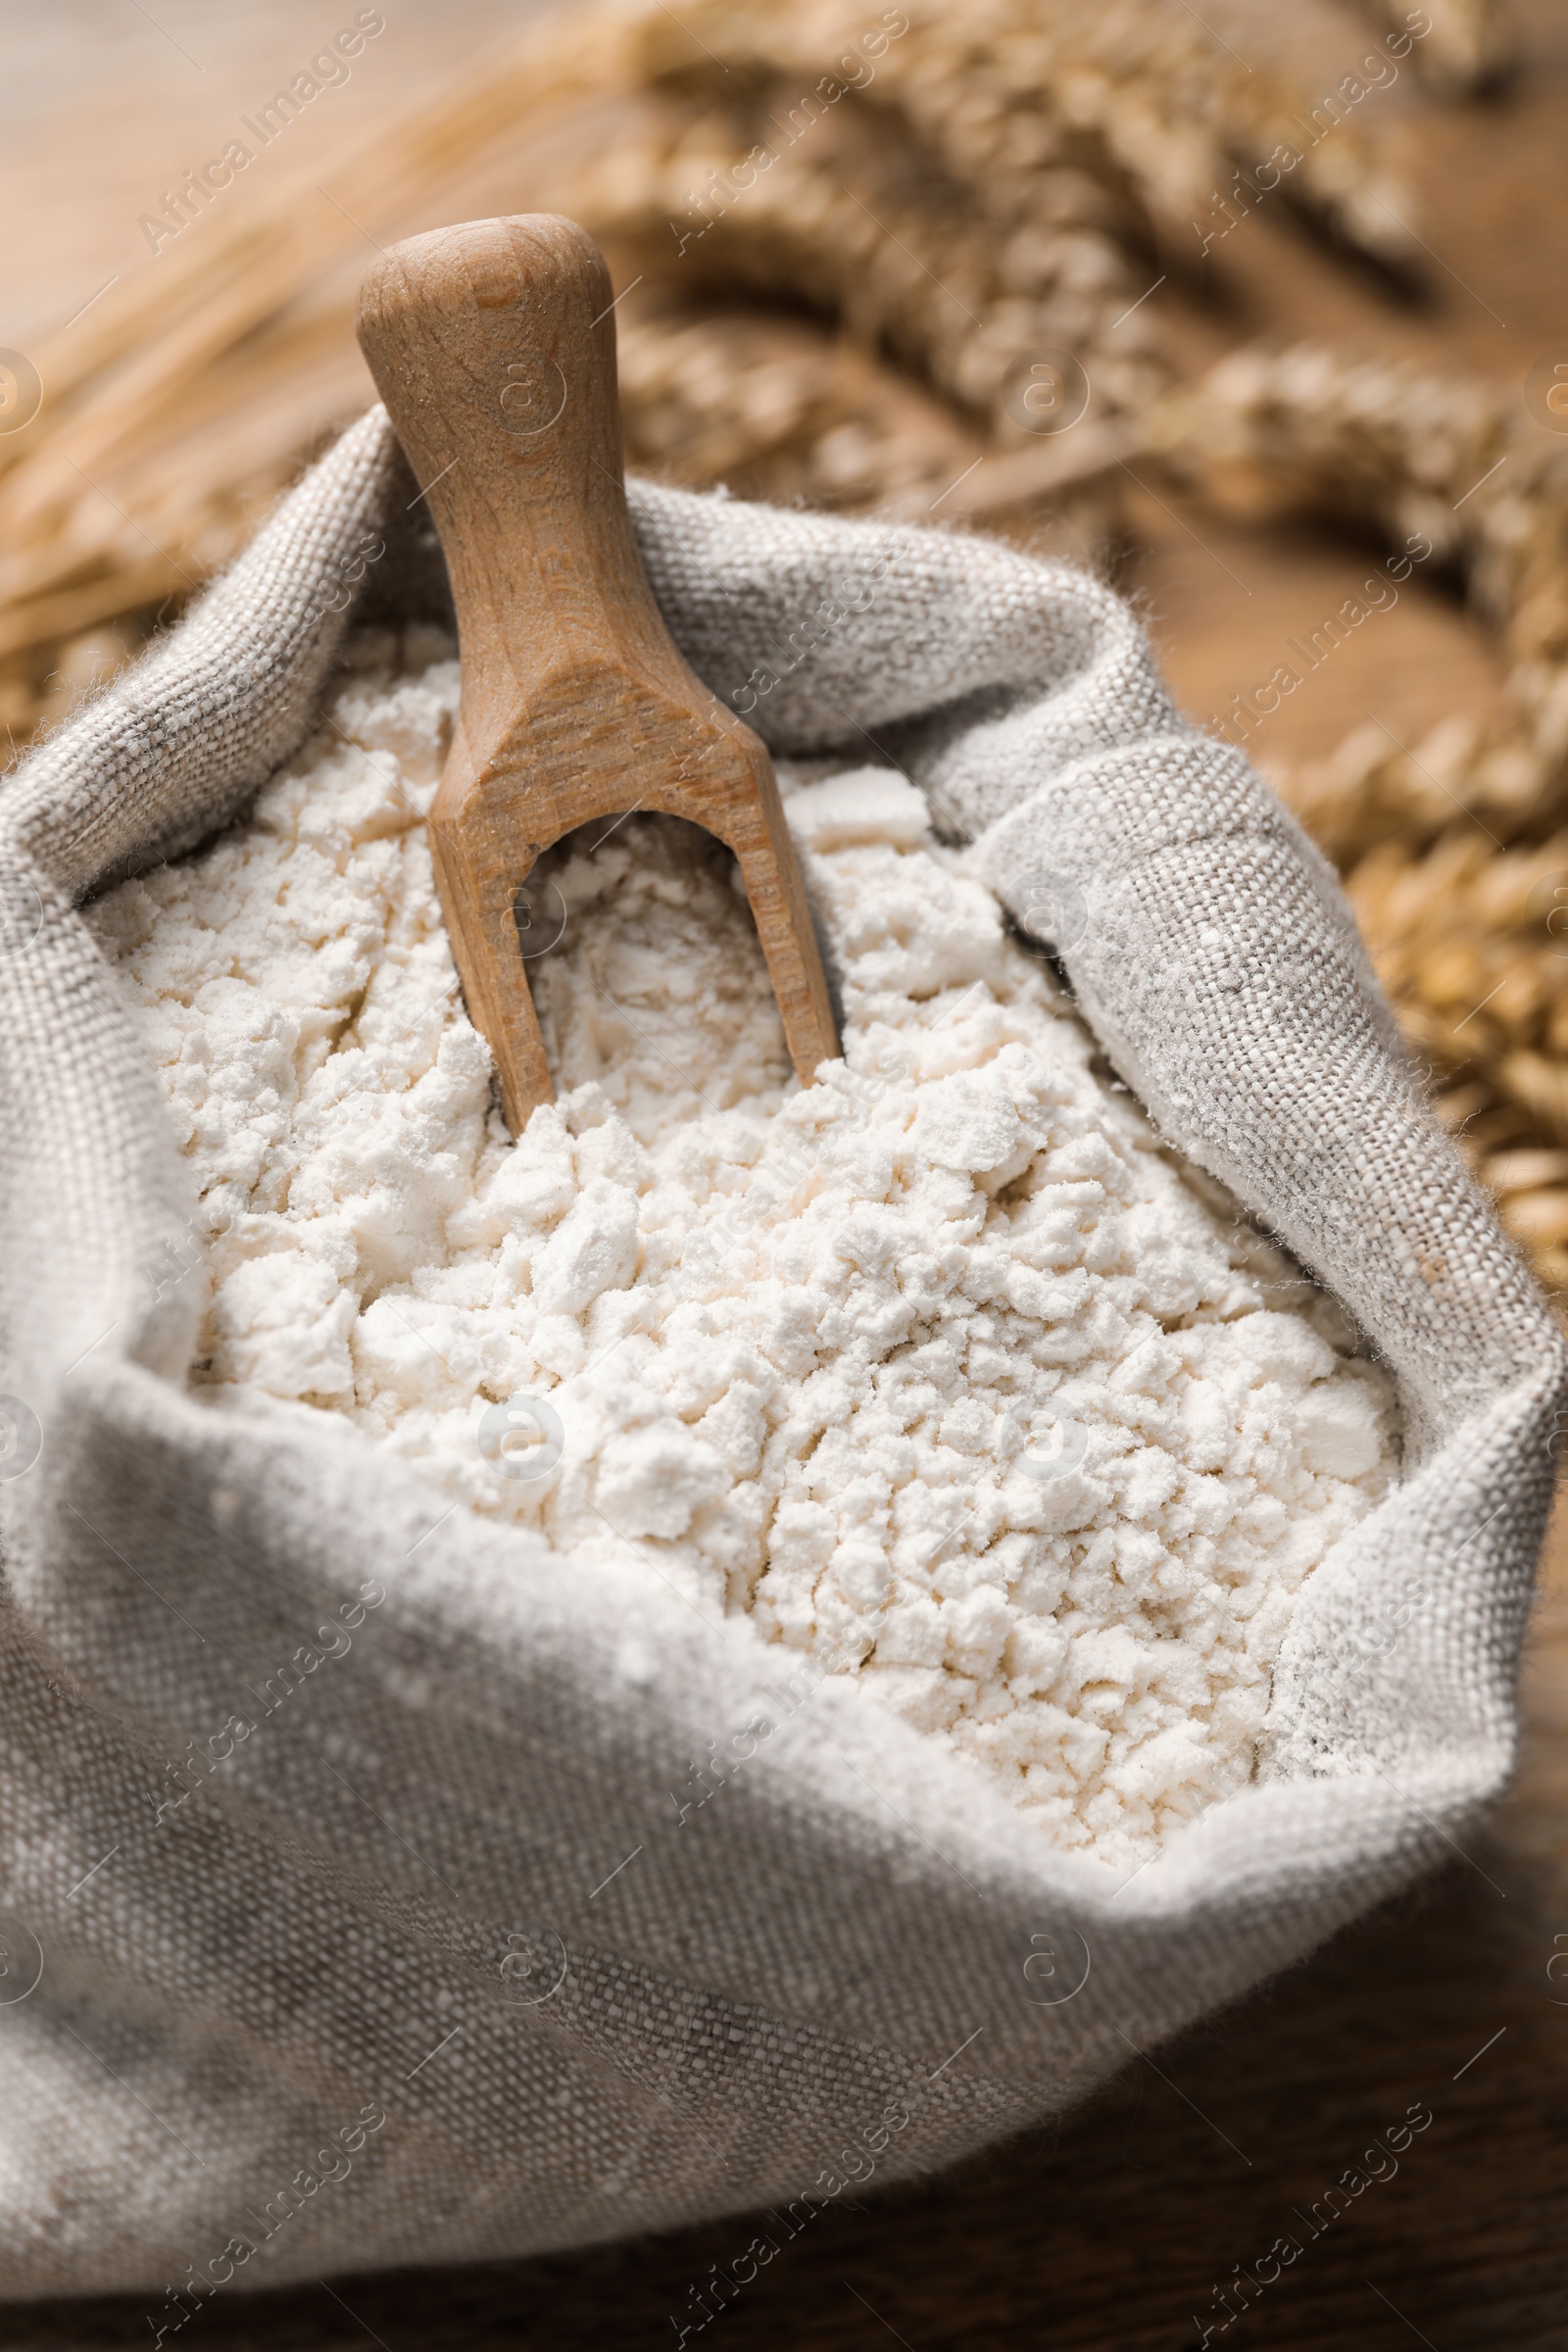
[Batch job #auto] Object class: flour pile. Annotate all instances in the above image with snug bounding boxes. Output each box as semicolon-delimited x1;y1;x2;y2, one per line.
86;627;1400;1870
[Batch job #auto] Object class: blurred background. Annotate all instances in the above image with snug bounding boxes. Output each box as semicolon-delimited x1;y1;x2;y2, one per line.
8;2;1568;2344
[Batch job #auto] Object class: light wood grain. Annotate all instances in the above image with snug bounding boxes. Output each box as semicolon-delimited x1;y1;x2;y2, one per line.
356;213;839;1132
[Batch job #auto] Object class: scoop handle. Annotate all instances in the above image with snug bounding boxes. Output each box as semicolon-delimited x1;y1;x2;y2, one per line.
356;214;840;1133
357;214;678;751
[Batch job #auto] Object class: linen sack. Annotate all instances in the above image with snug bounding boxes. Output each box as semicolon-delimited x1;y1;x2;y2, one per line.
0;407;1560;2300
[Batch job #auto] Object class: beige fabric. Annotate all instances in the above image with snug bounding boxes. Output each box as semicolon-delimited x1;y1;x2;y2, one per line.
0;409;1559;2300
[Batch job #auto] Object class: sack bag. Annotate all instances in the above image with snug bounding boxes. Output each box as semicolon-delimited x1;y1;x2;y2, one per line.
1;407;1561;2299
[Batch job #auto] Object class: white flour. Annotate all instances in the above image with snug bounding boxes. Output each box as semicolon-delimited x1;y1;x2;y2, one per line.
87;629;1399;1870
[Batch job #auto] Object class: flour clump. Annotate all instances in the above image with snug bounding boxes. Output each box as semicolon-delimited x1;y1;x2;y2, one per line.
87;629;1400;1871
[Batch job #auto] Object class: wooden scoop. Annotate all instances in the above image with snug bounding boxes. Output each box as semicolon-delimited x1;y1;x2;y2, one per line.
355;213;840;1134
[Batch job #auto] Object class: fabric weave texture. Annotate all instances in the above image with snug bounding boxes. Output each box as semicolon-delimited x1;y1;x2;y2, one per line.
0;407;1560;2298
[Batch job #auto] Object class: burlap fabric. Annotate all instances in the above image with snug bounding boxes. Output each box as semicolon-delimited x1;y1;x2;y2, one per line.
0;408;1560;2300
